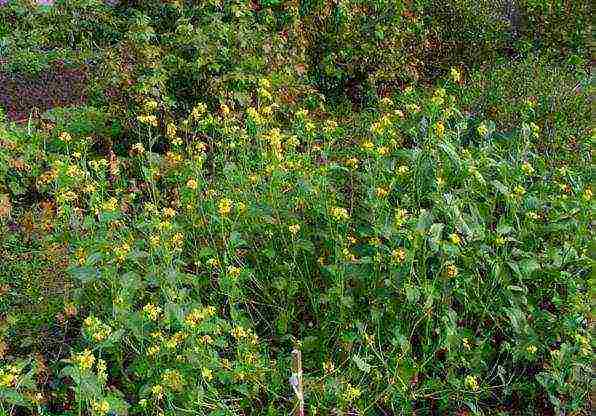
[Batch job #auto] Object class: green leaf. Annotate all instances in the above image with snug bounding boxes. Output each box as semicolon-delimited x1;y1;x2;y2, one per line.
405;286;420;303
352;354;371;373
69;266;99;283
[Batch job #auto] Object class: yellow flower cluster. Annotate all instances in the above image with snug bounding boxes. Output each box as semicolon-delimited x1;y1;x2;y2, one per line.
162;369;185;391
59;131;73;143
394;208;409;227
465;375;479;391
521;162;534;175
218;198;233;216
446;264;459;278
201;367;213;381
91;400;110;415
73;349;95;371
185;306;216;327
114;242;131;262
190;103;207;120
343;383;362;402
137;114;158;127
186;178;198;190
449;233;461;245
143;303;162;321
0;365;20;388
247;107;265;125
434;121;445;138
451;67;461;82
330;206;349;222
392;248;406;263
375;187;389;198
227;265;242;278
370;114;392;135
102;197;118;212
84;316;112;342
165;332;187;349
288;224;300;235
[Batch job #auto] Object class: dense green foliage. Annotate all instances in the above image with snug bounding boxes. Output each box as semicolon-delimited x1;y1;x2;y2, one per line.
0;1;591;415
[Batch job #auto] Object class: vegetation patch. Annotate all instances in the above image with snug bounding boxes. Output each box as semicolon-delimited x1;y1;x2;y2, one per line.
0;1;591;415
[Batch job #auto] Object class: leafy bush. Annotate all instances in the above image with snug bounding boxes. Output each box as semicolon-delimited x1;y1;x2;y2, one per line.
0;1;591;415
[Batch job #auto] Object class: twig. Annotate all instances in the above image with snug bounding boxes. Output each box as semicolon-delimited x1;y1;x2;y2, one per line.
290;349;305;416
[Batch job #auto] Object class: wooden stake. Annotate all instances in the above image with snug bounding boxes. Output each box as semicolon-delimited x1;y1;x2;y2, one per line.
291;348;304;416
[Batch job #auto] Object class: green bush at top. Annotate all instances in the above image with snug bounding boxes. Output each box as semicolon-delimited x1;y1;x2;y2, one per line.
283;0;589;102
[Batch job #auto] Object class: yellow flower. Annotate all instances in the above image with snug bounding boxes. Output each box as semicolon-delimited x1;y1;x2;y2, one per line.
59;132;72;143
163;207;176;218
465;375;479;391
434;121;445;138
206;257;220;268
91;400;110;415
477;123;488;137
247;107;264;125
343;384;361;402
201;367;213;381
186;178;198;190
522;162;534;175
392;248;406;263
0;372;15;388
115;242;131;262
375;187;389;198
149;235;160;247
259;78;271;90
227;265;242;278
218;198;233;216
513;185;525;197
377;146;389;156
190;103;207;120
296;108;308;119
143;99;158;112
450;67;461;83
74;349;95;371
102;197;118;212
446;264;458;278
462;338;470;349
162;369;185;391
132;142;145;155
449;233;461;245
529;122;540;137
166;123;177;139
394;208;409;227
526;345;537;354
323;120;338;133
345;157;359;169
220;103;230;116
137;114;158;127
171;232;184;250
361;140;374;151
289;224;301;235
147;345;160;357
231;326;247;339
151;384;164;399
397;165;409;175
583;188;592;201
330;206;349;222
143;303;162;321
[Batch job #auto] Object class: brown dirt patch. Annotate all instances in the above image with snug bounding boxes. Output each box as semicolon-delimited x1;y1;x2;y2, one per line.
0;61;88;122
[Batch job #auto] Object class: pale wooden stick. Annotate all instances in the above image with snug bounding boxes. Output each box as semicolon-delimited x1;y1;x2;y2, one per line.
291;348;304;416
